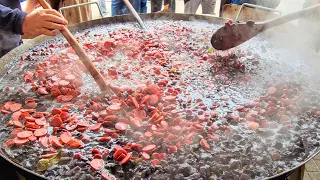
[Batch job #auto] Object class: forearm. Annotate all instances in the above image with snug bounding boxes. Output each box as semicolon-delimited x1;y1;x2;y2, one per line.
0;4;27;35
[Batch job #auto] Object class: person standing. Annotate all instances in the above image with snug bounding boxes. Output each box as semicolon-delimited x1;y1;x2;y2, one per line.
151;0;175;13
111;0;147;16
184;0;216;14
0;0;68;57
99;0;107;16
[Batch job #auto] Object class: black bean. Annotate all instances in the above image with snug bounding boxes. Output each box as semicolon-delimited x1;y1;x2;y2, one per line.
188;172;201;179
60;157;72;164
177;155;185;163
199;153;213;161
47;165;58;171
239;173;250;180
67;166;81;176
230;160;241;170
85;174;95;180
174;173;184;179
185;159;194;165
178;164;192;177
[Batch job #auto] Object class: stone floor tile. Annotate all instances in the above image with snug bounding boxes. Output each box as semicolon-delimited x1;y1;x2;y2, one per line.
304;172;311;180
314;153;320;160
308;172;320;180
306;160;320;172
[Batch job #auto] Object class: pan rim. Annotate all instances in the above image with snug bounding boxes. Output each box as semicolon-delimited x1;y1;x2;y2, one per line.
0;12;318;180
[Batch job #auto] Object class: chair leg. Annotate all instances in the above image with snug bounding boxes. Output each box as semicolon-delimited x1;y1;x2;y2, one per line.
59;1;104;19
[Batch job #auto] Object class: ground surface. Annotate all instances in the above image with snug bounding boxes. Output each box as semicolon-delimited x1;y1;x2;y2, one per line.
305;153;320;180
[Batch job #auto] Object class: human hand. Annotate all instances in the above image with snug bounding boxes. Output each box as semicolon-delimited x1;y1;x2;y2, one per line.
22;9;68;37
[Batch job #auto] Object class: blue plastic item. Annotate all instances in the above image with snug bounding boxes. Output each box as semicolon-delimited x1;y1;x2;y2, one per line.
111;0;147;16
231;0;240;4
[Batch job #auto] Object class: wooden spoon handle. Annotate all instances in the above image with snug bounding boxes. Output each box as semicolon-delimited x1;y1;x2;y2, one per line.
36;0;110;93
263;3;320;29
123;0;147;30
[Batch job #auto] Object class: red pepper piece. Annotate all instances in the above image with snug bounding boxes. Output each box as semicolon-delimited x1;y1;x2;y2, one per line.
142;144;156;153
200;139;210;150
120;153;132;165
151;159;160;166
90;159;104;171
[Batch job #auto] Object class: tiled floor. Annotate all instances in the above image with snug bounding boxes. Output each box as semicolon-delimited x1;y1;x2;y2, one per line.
305;153;320;180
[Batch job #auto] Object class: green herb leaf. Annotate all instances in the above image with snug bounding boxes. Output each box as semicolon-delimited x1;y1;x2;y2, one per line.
37;151;62;172
50;150;62;165
135;158;142;163
276;170;283;174
37;159;50;172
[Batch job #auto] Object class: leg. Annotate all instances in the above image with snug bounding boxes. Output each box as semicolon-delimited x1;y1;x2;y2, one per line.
202;0;215;14
151;0;162;12
99;0;108;15
129;0;142;13
141;0;148;13
170;0;176;12
111;0;124;16
123;0;144;14
164;0;176;12
184;0;201;14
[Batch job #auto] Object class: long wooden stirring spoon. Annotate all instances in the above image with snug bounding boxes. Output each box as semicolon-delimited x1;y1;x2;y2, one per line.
123;0;147;30
36;0;111;94
211;3;320;50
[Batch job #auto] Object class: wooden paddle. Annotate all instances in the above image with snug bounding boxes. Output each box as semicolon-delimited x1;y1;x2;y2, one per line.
211;3;320;50
123;0;147;30
36;0;111;94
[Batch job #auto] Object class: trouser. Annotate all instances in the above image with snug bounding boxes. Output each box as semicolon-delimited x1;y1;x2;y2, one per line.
151;0;176;12
112;0;147;16
184;0;216;14
99;0;108;15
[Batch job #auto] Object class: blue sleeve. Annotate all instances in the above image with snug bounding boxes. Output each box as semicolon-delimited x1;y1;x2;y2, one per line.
0;4;27;35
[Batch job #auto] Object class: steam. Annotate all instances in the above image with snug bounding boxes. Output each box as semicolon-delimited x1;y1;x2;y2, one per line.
256;0;320;84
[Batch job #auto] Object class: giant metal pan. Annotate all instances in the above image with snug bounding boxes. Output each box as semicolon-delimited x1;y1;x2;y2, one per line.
0;13;319;180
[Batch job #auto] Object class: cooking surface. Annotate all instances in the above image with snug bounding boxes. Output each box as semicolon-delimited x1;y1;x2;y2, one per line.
0;18;319;180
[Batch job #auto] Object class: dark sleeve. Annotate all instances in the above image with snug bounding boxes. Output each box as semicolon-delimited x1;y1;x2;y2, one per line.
0;4;27;35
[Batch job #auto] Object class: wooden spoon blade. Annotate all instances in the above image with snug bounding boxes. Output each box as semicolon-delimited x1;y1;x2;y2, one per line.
211;21;265;50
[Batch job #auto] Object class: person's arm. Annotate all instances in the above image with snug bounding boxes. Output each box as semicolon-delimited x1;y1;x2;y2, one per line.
0;4;27;35
1;3;68;38
22;8;68;37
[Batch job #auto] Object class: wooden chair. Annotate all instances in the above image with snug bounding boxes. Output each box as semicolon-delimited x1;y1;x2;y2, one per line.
49;0;104;25
221;3;281;22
